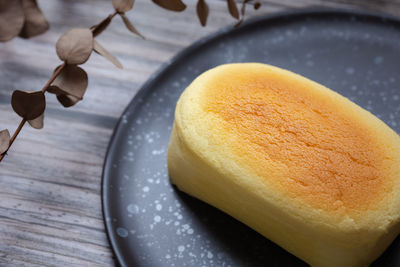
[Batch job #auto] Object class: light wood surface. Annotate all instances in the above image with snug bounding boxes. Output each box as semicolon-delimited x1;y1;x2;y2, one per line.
1;0;400;266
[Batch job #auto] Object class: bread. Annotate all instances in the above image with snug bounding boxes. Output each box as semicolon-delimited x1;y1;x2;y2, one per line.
167;63;400;267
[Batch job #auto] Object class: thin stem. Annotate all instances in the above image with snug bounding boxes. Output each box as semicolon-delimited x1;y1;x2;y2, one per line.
111;10;118;19
91;11;118;34
42;63;65;93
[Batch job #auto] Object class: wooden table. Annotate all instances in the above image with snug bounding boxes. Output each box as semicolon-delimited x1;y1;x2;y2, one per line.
1;0;399;266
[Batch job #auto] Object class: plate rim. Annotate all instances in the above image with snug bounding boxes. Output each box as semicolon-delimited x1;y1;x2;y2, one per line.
101;7;400;267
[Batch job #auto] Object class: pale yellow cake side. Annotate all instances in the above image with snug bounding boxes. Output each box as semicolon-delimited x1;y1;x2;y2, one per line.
167;63;400;267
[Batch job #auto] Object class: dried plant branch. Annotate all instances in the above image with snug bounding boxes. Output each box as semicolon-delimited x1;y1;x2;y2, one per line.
0;0;260;162
0;6;124;162
0;63;65;162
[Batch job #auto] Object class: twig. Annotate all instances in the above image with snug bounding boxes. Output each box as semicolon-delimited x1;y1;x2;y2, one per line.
0;10;120;162
42;63;66;93
0;2;255;162
0;63;67;162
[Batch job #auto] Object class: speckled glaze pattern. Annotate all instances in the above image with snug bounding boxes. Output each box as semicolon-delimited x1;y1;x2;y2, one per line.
102;9;400;267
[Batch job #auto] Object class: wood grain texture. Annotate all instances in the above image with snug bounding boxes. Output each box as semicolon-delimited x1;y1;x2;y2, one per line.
1;0;400;266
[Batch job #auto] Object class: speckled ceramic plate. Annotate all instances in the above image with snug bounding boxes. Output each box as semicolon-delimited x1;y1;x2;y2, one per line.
102;9;400;267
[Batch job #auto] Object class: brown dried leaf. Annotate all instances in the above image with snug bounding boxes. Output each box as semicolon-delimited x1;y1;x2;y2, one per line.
56;94;80;108
241;0;250;16
234;0;250;27
112;0;134;13
93;40;123;69
253;1;260;9
152;0;186;12
19;0;49;38
196;0;208;27
234;19;243;28
28;112;44;129
227;0;239;19
0;0;24;42
47;65;88;99
11;90;46;120
56;28;94;65
0;129;10;154
91;15;112;37
120;14;144;39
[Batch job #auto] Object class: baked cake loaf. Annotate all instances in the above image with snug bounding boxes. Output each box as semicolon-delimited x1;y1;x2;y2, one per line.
167;63;400;267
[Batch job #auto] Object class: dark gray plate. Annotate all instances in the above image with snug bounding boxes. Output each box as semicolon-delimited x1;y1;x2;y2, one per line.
102;9;400;267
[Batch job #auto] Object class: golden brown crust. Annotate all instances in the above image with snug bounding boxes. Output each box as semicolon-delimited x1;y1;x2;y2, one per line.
201;67;391;214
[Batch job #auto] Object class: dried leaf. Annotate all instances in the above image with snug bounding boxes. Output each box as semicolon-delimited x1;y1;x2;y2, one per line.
227;0;239;19
19;0;49;38
28;112;44;129
56;28;94;65
253;1;260;9
0;129;10;154
152;0;186;12
47;65;88;99
112;0;134;13
11;90;46;120
234;0;250;28
234;19;243;28
241;0;250;16
120;14;144;39
91;15;112;37
196;0;209;27
0;0;24;42
93;40;123;69
56;94;80;108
